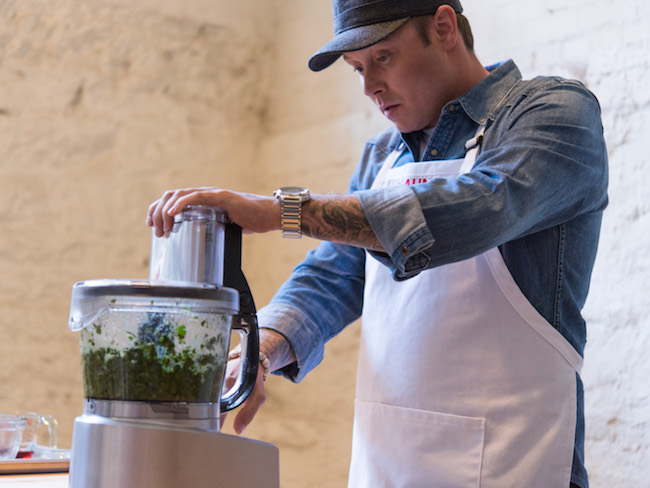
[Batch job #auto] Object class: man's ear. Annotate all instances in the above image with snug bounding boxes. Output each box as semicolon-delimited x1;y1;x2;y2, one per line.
432;5;459;50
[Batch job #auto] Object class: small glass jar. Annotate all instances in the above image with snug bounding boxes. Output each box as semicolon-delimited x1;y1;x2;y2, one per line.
0;414;27;460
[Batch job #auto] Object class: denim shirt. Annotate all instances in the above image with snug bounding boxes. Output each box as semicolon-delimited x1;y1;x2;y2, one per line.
258;60;607;487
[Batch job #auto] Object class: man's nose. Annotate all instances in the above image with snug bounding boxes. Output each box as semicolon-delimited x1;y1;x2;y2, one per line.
362;68;385;97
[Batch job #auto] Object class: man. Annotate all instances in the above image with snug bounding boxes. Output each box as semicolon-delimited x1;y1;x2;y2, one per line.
147;1;608;486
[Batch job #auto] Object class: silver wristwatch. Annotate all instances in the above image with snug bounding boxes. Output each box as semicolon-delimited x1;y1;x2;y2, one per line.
273;186;311;238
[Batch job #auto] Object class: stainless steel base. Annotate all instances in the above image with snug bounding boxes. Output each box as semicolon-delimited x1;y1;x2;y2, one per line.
69;414;280;488
83;398;222;431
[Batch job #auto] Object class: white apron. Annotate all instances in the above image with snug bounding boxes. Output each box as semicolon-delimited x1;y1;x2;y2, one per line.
348;129;581;488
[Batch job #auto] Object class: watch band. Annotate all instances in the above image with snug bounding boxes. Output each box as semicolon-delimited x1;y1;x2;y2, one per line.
274;187;310;239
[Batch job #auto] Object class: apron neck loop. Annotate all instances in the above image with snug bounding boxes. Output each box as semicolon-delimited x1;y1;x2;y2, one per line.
461;125;486;174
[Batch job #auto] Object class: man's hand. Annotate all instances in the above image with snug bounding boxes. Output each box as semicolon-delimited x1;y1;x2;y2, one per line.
146;187;280;238
221;329;297;434
221;355;267;435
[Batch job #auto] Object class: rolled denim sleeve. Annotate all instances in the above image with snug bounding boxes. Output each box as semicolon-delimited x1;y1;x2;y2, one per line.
257;303;326;383
412;81;607;268
355;185;435;280
356;78;607;281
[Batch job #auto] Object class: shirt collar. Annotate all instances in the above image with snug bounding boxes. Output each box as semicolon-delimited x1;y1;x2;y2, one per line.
458;59;522;125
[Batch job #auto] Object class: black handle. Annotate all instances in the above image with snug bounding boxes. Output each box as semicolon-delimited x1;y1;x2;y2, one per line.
220;221;259;412
220;314;259;412
223;222;256;315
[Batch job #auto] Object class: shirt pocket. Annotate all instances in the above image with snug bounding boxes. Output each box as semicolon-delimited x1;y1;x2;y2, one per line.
348;400;485;488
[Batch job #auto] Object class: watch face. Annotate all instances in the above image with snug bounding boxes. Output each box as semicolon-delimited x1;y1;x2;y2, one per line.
279;186;308;195
275;186;310;201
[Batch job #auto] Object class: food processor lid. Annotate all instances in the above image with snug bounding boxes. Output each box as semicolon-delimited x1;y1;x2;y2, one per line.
171;205;229;226
69;279;239;332
149;206;228;286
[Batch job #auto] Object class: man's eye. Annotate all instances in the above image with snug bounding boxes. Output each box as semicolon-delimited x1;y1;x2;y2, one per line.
377;55;389;63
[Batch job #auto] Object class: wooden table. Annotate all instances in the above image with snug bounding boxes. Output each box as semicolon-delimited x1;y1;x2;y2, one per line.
0;473;68;486
0;458;69;487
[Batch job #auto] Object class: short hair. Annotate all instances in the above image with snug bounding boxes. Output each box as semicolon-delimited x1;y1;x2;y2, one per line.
411;13;475;51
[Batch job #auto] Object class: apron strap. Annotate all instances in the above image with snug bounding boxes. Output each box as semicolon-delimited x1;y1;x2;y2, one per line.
371;144;407;190
460;125;486;174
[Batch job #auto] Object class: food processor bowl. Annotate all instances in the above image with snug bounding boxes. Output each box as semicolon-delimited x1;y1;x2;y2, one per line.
69;279;257;426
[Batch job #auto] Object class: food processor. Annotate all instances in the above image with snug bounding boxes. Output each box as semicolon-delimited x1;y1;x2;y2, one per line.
68;207;279;487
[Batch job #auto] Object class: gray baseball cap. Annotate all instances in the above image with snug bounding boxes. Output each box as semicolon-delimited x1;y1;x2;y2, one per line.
309;0;464;72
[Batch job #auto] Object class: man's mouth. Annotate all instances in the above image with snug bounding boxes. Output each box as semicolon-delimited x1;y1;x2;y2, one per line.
380;103;399;119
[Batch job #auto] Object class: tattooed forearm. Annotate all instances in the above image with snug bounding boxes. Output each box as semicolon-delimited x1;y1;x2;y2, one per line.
259;328;297;372
302;195;384;251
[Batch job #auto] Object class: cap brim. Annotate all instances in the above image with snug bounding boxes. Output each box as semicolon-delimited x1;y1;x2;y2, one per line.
308;18;410;72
